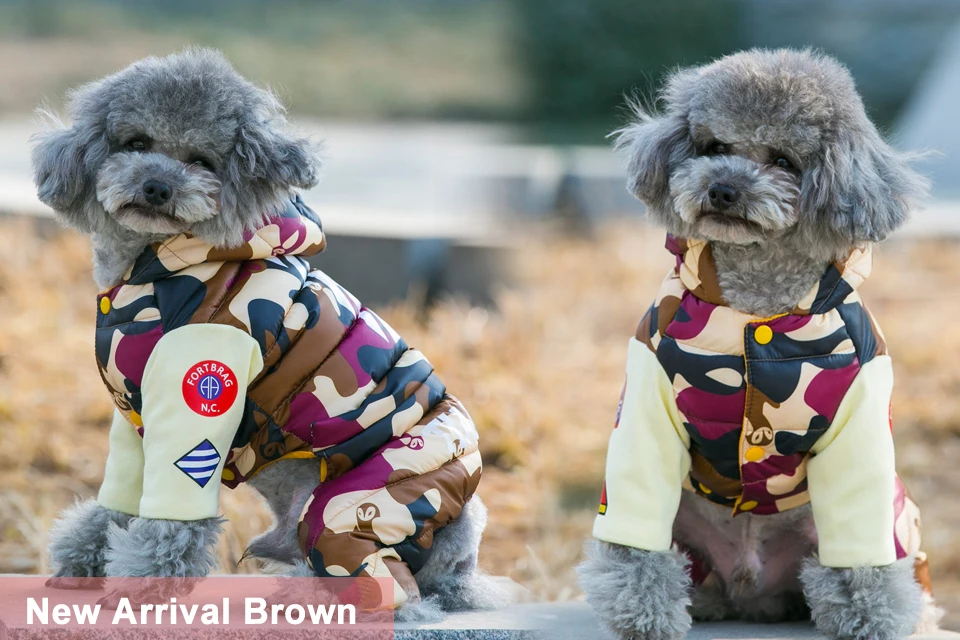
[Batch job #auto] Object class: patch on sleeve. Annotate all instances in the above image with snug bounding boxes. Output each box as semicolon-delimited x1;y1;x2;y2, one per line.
598;480;608;515
174;439;222;488
181;360;238;416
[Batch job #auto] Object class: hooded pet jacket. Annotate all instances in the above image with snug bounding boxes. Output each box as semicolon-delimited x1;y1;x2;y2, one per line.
594;236;930;590
94;195;481;607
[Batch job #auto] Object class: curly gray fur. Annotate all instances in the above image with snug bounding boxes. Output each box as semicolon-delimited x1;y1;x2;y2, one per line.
31;47;321;289
689;581;730;622
396;596;448;625
47;499;132;581
711;240;831;316
800;557;923;640
415;497;510;613
94;517;225;608
104;516;223;578
245;457;321;566
671;155;800;240
96;153;221;233
614;48;930;316
257;559;341;612
578;541;692;640
246;462;499;617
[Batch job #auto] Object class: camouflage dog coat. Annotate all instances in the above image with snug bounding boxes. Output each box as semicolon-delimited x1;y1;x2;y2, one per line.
94;195;481;607
594;235;929;591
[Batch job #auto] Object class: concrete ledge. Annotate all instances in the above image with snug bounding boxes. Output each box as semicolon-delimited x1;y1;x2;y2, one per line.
0;175;513;307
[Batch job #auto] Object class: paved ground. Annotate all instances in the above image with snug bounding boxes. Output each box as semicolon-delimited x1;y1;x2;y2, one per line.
2;596;957;639
0;564;957;640
397;602;960;640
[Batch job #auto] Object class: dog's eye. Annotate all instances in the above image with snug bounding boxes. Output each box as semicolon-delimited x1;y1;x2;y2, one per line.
707;141;730;156
774;156;795;170
189;156;215;171
125;138;149;152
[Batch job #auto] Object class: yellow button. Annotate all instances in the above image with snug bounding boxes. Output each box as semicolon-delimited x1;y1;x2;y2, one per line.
745;446;765;462
754;325;773;344
698;482;712;495
221;468;235;482
129;410;143;427
740;500;758;511
99;297;111;315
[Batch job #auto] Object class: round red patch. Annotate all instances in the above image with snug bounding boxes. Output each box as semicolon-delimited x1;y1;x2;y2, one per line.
181;360;239;417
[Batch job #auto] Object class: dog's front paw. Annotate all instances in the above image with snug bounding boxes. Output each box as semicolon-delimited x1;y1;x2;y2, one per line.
800;557;923;640
47;499;132;584
394;595;446;624
419;564;512;613
261;560;340;608
578;541;692;640
104;517;223;578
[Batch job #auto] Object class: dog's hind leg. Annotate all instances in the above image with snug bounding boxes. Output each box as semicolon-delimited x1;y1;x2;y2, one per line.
689;575;731;622
398;496;509;623
245;458;321;566
248;462;505;621
578;539;692;640
47;499;133;588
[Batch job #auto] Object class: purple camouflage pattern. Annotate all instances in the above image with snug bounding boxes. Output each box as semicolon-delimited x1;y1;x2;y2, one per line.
94;195;481;607
633;236;926;588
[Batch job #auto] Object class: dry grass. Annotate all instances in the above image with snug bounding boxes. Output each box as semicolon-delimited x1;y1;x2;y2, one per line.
0;219;957;629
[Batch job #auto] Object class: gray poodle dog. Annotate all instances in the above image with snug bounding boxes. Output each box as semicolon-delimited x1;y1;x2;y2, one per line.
578;49;941;640
32;48;505;621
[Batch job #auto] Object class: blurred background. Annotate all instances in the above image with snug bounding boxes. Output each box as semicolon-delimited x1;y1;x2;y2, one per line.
1;0;959;630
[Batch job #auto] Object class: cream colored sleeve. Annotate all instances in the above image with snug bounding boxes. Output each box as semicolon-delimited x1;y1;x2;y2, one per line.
593;338;691;551
808;355;897;567
138;324;263;521
97;409;145;516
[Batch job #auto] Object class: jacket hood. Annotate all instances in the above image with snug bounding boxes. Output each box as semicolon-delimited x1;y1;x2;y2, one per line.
123;194;326;286
665;235;872;316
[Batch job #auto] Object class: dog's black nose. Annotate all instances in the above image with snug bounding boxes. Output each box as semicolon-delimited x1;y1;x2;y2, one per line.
708;183;739;210
143;180;173;206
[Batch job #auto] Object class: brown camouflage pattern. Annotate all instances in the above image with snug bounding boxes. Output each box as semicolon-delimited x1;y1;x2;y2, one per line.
633;236;927;587
94;196;481;607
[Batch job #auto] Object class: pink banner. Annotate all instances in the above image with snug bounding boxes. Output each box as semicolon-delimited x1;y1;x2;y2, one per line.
0;576;395;638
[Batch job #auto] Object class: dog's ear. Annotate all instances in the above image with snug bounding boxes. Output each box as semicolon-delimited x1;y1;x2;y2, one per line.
231;89;321;193
614;112;692;209
613;68;699;213
802;128;929;244
31;119;110;233
207;89;322;247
